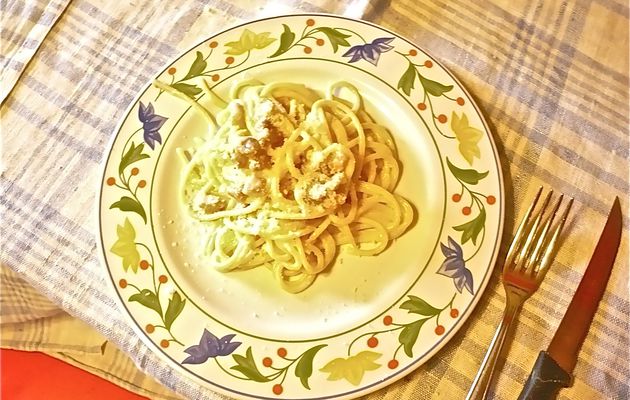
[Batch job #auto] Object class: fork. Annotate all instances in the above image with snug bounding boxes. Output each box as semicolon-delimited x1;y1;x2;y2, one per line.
465;187;573;400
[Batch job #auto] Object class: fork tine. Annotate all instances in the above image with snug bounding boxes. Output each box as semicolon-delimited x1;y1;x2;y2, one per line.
504;187;543;271
535;197;574;279
513;190;553;270
524;194;564;275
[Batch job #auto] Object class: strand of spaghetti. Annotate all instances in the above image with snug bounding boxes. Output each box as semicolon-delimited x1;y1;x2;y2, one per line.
357;181;401;223
224;220;315;240
362;122;396;150
326;81;362;113
194;200;264;221
312;99;366;177
262;240;292;263
364;157;378;183
350;217;389;255
302;242;325;274
273;264;315;294
335;222;357;248
357;109;374;123
317;231;337;263
261;82;318;107
389;195;414;238
210;229;254;271
153;79;217;130
306;216;331;243
201;78;228;109
269;208;331;220
229;78;264;99
329;186;358;226
330;116;348;145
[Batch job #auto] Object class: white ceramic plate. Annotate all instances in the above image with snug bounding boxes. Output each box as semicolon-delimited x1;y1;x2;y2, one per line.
99;14;504;400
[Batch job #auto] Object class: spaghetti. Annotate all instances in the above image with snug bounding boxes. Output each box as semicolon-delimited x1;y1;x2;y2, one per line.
155;78;414;293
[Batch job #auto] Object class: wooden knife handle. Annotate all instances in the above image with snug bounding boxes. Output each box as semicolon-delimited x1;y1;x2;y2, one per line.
518;351;572;400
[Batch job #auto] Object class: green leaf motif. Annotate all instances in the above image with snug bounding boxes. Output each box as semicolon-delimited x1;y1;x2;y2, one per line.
451;112;483;165
319;351;381;386
316;27;351;52
419;74;453;96
454;207;486;245
400;295;441;316
164;292;186;330
398;319;427;358
171;82;202;99
110;196;147;223
110;218;140;273
225;29;276;55
446;158;488;185
183;51;207;80
129;289;162;316
269;24;295;58
119;142;149;174
231;347;270;382
294;344;327;390
397;62;416;96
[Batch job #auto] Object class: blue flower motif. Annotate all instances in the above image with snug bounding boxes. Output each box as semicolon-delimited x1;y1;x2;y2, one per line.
182;329;241;365
342;37;395;66
437;236;474;295
138;101;167;150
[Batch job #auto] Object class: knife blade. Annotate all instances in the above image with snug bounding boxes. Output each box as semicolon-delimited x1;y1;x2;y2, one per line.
518;196;622;400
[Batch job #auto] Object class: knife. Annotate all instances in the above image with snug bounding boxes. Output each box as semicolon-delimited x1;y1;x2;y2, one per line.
518;197;622;400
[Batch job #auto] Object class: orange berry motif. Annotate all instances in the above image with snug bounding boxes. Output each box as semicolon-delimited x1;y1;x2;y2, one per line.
273;384;283;395
106;177;115;186
212;74;220;82
118;279;127;288
487;195;496;205
226;56;235;65
167;67;176;75
456;97;465;106
304;46;312;54
138;180;147;188
417;103;427;111
160;339;170;348
388;359;399;369
450;308;459;318
139;260;149;270
146;324;155;333
158;275;168;283
424;60;433;68
131;167;139;176
409;49;418;56
316;38;325;46
452;193;461;202
306;18;315;26
435;325;445;335
277;347;287;358
437;114;447;123
367;337;378;348
262;357;273;367
383;315;393;326
462;206;472;215
209;41;218;48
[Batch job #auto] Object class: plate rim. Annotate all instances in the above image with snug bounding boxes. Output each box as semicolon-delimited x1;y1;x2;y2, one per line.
96;12;505;400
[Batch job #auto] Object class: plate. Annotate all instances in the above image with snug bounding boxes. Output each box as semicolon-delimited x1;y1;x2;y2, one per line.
98;14;504;400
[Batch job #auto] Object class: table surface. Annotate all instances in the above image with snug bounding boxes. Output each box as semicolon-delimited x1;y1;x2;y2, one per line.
1;1;628;399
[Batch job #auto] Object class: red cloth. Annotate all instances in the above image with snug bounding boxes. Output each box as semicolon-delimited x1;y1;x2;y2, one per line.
1;349;148;400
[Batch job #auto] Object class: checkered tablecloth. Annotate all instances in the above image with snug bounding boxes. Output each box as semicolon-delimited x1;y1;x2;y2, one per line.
1;1;628;399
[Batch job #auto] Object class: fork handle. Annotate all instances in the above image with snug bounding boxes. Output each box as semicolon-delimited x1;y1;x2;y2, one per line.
466;301;521;400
